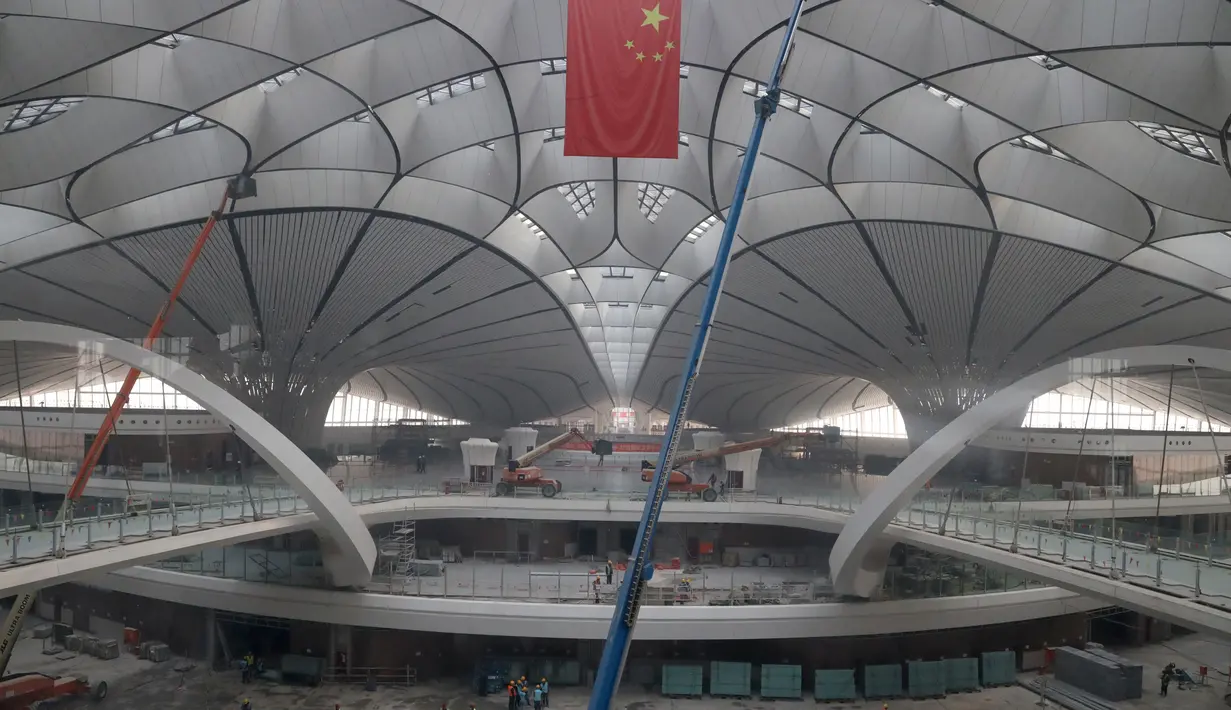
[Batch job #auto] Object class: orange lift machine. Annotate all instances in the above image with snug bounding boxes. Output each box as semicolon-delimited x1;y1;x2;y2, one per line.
496;428;610;498
639;432;813;502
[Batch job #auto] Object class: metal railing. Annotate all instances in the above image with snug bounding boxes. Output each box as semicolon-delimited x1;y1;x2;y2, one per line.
324;666;417;686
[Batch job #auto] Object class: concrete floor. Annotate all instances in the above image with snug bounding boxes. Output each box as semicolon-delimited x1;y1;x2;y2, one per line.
0;630;1104;710
1094;632;1231;710
9;620;1231;710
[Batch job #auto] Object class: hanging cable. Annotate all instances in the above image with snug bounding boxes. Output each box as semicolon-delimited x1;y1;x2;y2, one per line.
68;367;80;514
11;343;35;521
1010;396;1037;552
1061;379;1099;531
1152;367;1176;549
1187;360;1231;504
96;358;135;509
160;377;176;533
1108;374;1120;575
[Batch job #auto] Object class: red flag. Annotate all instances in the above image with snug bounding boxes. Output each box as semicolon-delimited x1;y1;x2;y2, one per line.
565;0;682;159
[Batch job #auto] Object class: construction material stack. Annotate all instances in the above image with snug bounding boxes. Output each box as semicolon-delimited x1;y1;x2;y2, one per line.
1053;646;1143;701
980;650;1017;686
661;664;703;697
813;669;857;701
709;661;751;697
863;663;903;699
908;660;946;698
943;657;980;692
760;664;802;699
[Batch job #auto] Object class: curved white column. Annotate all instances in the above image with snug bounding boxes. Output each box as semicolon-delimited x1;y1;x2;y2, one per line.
830;346;1231;597
0;321;375;586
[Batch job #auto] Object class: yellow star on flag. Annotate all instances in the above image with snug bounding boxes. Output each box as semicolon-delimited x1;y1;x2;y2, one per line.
625;40;635;49
653;52;663;62
665;40;676;51
641;3;670;32
635;52;646;62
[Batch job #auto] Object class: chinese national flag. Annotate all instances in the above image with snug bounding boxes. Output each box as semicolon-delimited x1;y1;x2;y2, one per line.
565;0;682;159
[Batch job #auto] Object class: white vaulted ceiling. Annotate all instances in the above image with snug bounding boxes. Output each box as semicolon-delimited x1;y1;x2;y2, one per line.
5;1;1231;430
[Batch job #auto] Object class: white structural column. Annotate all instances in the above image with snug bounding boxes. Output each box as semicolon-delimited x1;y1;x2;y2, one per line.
0;321;376;586
504;427;538;460
830;346;1231;597
724;447;762;490
691;430;725;452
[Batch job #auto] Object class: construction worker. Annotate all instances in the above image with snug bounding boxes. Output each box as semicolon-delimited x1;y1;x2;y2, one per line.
519;682;529;708
593;576;601;603
533;684;543;710
541;677;550;707
240;700;251;710
605;559;613;585
507;682;517;710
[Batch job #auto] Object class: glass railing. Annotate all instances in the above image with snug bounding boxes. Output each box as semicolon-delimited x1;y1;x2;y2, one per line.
147;541;1051;606
4;467;1231;616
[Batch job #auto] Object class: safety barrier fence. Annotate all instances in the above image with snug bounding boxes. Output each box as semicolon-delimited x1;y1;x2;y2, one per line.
323;666;417;686
2;475;1231;614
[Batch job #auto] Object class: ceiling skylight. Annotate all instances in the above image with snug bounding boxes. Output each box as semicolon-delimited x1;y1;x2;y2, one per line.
1008;134;1074;162
2;97;85;133
685;215;719;243
540;59;566;75
517;212;546;239
558;181;597;220
415;73;486;106
260;67;304;93
1130;121;1218;164
1029;54;1063;70
144;114;217;143
926;85;967;108
154;33;192;49
742;80;814;117
637;183;675;223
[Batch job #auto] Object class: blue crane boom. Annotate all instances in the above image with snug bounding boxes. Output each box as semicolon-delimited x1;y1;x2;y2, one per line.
586;1;809;707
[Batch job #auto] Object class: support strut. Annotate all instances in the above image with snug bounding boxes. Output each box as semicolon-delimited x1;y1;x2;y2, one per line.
0;181;237;678
586;2;808;708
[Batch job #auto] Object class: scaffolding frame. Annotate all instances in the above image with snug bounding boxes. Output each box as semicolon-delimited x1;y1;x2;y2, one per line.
387;517;419;593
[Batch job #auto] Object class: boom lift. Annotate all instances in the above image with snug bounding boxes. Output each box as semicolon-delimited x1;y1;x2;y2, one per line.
0;177;252;682
496;428;609;498
586;2;808;707
638;432;814;502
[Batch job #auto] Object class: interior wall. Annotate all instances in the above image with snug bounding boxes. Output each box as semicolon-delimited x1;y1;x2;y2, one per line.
392;520;835;566
39;583;209;658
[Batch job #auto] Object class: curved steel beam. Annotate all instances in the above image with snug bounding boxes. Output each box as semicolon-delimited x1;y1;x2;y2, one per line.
0;320;376;587
830;345;1231;597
